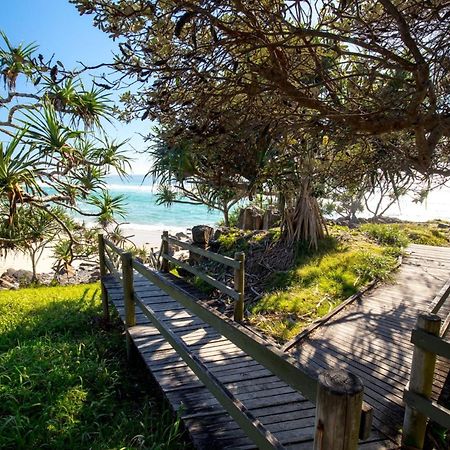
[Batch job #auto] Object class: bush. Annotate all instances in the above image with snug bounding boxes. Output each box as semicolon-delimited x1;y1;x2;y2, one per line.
360;224;409;248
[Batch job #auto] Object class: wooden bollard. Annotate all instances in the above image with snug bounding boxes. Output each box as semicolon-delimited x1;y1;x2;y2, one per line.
161;231;170;272
121;252;136;360
98;233;109;322
314;369;363;450
233;252;245;322
402;313;441;449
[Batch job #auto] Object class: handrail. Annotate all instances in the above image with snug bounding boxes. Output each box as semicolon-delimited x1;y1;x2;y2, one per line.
132;259;319;402
403;313;450;447
161;252;240;300
429;278;450;315
98;234;371;449
160;231;246;321
164;235;240;269
428;276;450;337
134;294;285;450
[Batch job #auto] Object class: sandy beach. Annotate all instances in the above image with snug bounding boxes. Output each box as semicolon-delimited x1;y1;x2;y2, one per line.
0;225;185;276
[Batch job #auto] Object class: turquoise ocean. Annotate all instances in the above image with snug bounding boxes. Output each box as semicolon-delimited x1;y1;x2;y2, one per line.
75;175;450;231
80;175;222;231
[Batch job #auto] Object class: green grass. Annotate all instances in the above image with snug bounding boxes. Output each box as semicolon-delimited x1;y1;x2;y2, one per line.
250;230;400;342
360;222;450;247
247;222;450;342
0;284;191;450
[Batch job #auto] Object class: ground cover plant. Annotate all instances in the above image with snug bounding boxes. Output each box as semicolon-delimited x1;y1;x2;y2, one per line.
213;222;450;343
0;284;191;450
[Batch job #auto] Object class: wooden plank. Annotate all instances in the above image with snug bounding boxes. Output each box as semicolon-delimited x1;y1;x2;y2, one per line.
403;389;450;429
132;260;319;403
133;296;285;450
160;253;240;301
411;328;450;359
166;236;241;269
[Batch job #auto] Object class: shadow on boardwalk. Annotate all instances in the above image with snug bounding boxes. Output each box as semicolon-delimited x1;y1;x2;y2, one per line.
289;244;450;441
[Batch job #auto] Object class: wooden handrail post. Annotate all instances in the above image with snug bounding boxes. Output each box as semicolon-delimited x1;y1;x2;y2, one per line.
161;231;170;272
402;313;441;449
233;252;245;322
313;369;363;450
98;233;109;322
121;251;136;360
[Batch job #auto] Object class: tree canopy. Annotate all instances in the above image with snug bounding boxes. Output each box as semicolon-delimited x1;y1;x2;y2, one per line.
73;0;449;178
0;30;131;252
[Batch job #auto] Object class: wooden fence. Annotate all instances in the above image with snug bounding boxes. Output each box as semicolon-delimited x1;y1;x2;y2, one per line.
402;280;450;449
160;231;246;321
99;234;372;450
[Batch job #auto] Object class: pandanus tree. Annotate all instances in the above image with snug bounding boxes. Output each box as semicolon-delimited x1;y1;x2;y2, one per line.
71;0;450;247
0;31;130;261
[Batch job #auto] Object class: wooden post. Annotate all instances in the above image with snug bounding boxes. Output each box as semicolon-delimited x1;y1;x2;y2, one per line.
98;233;109;322
121;251;135;360
314;369;363;450
402;313;441;449
161;231;170;272
233;252;245;322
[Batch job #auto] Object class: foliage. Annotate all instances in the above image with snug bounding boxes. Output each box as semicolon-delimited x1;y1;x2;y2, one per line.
250;229;400;342
360;224;410;248
0;284;190;450
362;222;450;247
150;132;245;226
74;0;450;179
71;0;450;246
0;31;131;259
217;207;241;228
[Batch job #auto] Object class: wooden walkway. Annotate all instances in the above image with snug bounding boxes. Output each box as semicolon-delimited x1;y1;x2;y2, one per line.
102;243;450;449
288;244;450;441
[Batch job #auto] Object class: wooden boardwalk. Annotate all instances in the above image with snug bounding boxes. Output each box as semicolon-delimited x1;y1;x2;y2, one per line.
288;244;450;441
102;243;450;449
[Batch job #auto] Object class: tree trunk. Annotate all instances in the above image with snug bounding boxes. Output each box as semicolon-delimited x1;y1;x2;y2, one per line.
222;206;230;227
281;180;327;249
30;249;37;282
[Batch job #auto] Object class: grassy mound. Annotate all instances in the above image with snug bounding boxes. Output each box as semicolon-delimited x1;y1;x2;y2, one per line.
0;284;190;450
249;230;400;342
214;221;450;343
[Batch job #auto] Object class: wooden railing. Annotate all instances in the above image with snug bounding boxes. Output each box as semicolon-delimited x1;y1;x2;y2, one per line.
402;283;450;449
98;233;372;450
160;231;246;321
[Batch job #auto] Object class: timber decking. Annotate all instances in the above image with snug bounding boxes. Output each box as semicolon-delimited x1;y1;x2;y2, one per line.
103;278;395;449
102;243;450;449
289;243;450;442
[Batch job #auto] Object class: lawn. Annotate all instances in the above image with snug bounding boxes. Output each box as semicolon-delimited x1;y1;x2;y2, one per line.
0;284;191;450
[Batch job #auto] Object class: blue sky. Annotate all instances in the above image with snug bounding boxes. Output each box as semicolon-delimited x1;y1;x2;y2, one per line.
1;0;152;174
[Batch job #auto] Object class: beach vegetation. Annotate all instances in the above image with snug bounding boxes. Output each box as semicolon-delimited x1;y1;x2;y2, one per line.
75;0;450;248
0;283;190;449
208;221;448;342
151;134;245;226
0;31;131;268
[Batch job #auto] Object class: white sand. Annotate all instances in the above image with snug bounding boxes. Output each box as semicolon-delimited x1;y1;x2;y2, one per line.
0;226;188;276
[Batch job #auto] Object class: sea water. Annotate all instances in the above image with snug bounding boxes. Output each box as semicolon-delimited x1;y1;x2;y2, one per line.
76;175;450;230
81;175;222;231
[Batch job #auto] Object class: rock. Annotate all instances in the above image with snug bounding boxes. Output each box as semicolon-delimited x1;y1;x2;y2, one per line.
437;223;450;229
192;225;214;246
13;269;34;283
213;227;227;241
238;206;265;230
0;277;19;289
262;206;281;230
